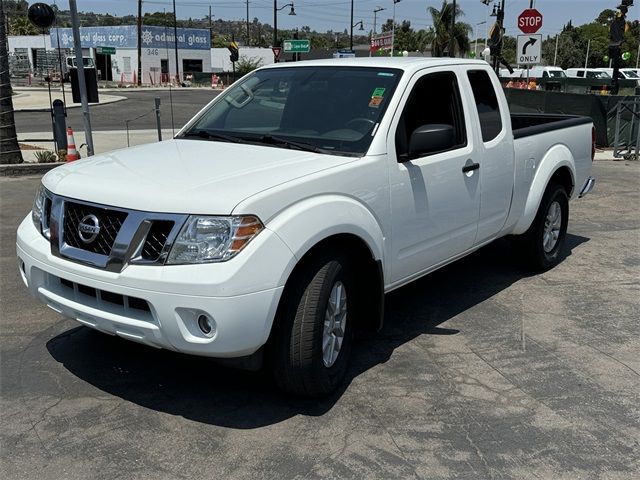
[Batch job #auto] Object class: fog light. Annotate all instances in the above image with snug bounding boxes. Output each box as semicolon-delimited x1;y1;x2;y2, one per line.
197;314;216;337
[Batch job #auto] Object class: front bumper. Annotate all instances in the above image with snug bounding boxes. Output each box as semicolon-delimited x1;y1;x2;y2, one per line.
17;216;294;357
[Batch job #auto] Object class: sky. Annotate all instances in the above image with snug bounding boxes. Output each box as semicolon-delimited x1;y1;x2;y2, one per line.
55;1;639;39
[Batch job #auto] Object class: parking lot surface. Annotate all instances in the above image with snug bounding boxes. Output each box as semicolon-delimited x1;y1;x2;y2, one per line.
1;161;638;479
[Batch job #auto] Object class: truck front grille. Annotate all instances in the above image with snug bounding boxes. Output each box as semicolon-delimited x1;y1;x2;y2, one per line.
141;220;175;261
63;202;128;255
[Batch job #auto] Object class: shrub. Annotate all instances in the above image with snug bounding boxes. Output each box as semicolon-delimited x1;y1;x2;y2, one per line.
34;150;57;163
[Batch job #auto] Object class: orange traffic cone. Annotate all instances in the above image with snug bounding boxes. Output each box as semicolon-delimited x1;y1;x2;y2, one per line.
66;127;80;162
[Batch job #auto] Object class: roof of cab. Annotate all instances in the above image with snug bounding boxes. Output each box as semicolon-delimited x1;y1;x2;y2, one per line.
259;57;491;75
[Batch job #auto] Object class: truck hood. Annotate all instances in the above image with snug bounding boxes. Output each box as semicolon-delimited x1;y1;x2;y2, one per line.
43;139;353;214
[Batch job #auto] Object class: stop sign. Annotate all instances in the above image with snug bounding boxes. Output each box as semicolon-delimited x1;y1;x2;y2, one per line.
518;8;543;34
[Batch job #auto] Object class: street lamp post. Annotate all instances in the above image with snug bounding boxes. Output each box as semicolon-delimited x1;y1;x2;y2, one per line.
351;21;364;51
373;6;385;35
273;2;296;62
391;0;401;57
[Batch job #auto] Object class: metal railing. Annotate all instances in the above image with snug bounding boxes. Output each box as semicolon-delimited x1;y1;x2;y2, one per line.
124;97;163;147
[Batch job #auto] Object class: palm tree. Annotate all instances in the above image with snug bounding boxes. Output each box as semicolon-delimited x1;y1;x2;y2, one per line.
427;0;472;57
1;0;23;164
10;16;38;35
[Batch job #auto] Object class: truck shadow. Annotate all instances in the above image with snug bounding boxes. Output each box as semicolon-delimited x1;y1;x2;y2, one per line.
46;234;588;429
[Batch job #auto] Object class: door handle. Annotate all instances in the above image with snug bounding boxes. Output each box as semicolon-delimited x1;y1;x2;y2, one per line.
462;162;480;173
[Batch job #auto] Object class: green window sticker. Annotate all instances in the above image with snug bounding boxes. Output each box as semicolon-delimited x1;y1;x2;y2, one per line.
371;87;386;97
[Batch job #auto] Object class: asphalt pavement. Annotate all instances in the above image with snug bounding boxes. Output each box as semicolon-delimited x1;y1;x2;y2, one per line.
1;161;639;479
14;90;219;133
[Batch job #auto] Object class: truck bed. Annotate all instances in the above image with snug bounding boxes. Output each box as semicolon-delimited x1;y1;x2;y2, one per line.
512;113;593;139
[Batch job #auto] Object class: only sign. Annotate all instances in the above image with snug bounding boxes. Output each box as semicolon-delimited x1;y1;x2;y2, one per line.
518;8;543;34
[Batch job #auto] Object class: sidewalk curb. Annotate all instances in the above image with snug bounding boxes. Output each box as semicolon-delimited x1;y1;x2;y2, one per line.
0;162;64;177
14;95;127;112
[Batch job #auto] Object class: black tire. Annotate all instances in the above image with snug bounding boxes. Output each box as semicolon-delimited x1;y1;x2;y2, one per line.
270;253;354;397
513;183;569;271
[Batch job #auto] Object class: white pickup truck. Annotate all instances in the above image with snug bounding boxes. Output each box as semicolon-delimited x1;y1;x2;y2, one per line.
18;58;595;396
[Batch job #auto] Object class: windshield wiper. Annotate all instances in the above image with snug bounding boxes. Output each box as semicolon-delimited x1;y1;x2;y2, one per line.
248;134;329;154
181;130;242;143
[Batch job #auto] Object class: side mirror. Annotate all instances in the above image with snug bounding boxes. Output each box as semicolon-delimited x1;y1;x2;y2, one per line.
408;124;455;158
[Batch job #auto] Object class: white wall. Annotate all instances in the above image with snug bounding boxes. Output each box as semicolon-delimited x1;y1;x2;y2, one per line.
8;35;52;68
210;47;275;72
9;35;212;84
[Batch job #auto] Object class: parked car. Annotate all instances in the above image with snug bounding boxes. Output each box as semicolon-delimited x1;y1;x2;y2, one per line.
62;56;96;81
565;68;611;79
17;58;596;397
595;68;640;86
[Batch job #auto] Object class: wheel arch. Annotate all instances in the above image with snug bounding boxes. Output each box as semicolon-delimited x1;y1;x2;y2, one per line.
512;144;576;235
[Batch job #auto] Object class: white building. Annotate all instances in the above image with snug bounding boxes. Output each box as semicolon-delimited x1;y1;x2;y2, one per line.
9;25;211;84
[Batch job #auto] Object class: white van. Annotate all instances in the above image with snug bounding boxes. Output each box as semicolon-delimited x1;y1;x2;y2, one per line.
522;66;566;79
596;68;640;84
566;68;610;79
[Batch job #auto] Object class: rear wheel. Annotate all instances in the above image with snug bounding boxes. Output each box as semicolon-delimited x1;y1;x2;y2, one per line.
513;183;569;270
270;254;354;397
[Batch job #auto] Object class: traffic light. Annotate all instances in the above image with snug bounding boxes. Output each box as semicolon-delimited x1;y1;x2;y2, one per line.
618;0;634;14
228;42;239;62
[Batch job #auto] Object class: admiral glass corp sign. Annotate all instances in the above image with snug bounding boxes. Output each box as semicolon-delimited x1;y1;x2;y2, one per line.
50;26;210;50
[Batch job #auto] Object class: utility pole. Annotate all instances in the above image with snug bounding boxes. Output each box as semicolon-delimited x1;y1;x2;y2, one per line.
273;0;277;51
391;0;400;57
246;0;250;46
172;0;179;84
584;39;591;69
373;7;385;35
209;5;212;40
69;0;94;156
449;0;456;57
137;0;142;86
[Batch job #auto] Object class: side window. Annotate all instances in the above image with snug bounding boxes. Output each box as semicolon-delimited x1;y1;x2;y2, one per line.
395;71;467;160
578;71;585;78
467;69;503;142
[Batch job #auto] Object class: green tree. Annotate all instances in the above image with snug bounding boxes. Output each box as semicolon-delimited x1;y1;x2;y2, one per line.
10;16;39;35
580;22;609;68
501;36;517;66
236;56;263;75
596;9;616;26
427;0;471;57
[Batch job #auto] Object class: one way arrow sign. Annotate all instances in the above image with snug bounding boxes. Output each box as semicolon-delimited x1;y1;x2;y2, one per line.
517;34;542;65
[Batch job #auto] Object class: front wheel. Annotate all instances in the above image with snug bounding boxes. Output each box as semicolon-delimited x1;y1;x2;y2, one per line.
270;254;354;397
513;183;569;270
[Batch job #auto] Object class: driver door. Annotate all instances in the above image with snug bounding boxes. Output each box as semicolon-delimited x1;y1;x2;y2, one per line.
387;68;480;284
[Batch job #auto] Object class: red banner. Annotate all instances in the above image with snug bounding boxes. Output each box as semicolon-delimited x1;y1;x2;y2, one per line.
370;34;393;53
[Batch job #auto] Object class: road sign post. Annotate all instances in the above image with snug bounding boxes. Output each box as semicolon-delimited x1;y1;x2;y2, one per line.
96;46;116;55
283;39;310;54
518;8;543;34
271;46;282;62
517;35;542;65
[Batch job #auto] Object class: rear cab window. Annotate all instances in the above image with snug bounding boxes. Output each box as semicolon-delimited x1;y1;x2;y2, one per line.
467;69;503;143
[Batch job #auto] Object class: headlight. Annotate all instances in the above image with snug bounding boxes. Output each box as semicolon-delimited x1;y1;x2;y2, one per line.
32;185;47;236
166;215;264;264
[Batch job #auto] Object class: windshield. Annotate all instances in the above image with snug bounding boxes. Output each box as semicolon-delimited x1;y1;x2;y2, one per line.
182;66;403;156
622;70;639;79
587;71;610;78
69;58;95;68
547;70;566;78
